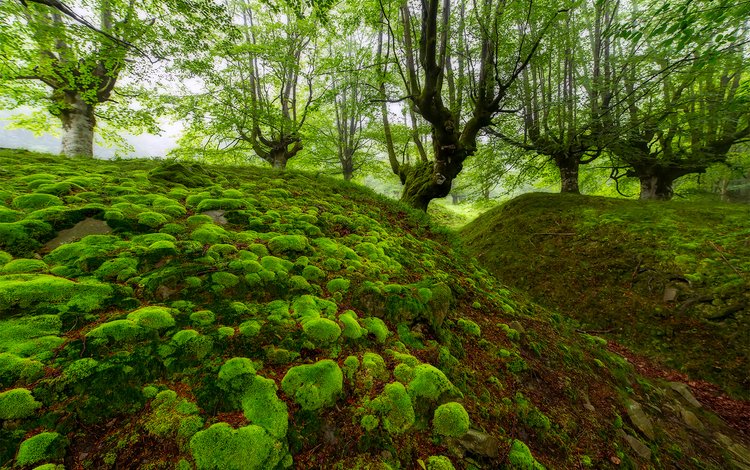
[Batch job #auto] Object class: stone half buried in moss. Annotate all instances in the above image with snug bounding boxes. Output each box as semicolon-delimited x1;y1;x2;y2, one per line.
432;402;470;437
507;439;546;470
127;306;176;330
16;432;67;467
147;161;212;187
0;387;42;419
189;422;291;470
281;359;343;411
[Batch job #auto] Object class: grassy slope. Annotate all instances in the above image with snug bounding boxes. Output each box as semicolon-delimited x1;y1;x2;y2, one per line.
462;192;750;401
0;150;747;469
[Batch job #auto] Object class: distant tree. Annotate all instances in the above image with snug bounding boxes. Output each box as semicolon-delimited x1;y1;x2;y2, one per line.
0;0;224;157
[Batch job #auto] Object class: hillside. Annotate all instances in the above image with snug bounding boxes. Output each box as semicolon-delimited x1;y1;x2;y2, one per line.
463;193;750;401
0;150;749;469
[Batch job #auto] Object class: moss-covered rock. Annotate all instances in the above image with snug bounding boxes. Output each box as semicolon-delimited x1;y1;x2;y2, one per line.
432;402;469;437
507;439;546;469
127;306;176;330
189;423;290;470
16;432;67;467
0;387;41;419
281;360;342;411
12;193;63;211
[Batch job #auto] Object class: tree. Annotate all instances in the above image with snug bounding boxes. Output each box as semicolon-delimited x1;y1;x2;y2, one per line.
174;0;319;169
0;0;224;157
380;0;567;210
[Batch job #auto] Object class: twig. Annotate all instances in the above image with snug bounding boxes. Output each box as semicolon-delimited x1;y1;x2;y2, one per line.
530;232;576;236
707;240;743;277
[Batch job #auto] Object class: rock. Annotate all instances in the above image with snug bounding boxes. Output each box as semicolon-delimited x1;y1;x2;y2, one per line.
679;407;704;431
669;382;702;408
457;429;501;458
663;286;678;302
583;395;595;412
618;430;652;460
509;320;526;334
716;433;750;469
202;210;228;225
42;218;111;251
625;399;655;440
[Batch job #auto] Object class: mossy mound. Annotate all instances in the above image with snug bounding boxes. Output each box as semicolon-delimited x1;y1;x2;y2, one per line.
463;192;750;399
0;150;746;469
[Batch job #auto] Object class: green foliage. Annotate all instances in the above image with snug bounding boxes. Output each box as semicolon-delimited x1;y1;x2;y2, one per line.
432;403;470;437
281;360;342;411
0;388;41;419
16;432;66;467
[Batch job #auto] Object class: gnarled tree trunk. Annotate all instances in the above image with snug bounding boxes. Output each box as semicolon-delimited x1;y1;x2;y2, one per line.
59;93;96;157
638;173;676;200
555;155;581;194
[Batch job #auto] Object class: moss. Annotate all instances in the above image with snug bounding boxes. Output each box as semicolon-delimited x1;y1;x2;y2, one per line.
0;251;12;264
393;364;414;383
361;414;380;432
339;311;366;340
241;375;289;439
515;393;551;431
301;265;325;281
360;317;389;343
127;306;176;330
218;357;257;393
189;423;289;470
362;352;388;381
16;432;67;467
137;211;168;228
0;274;112;315
148;161;212;187
426;456;455;470
1;259;48;274
212;272;240;289
457;319;481;337
0;353;45;383
12;193;63;211
432;402;470;437
196;198;247;212
268;235;309;254
407;364;454;401
239;320;262;337
87;320;142;343
191;310;216;326
147;240;178;259
192;224;231;245
303;318;341;345
507;439;546;470
343;355;360;382
326;278;350;293
208;243;239;259
370;382;415;434
0;387;41;419
145;390;203;445
281;359;343;411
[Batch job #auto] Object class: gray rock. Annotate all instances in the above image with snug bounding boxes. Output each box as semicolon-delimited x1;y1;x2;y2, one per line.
42;218;112;251
618;430;652;460
716;433;750;469
457;429;500;458
679;407;704;431
669;382;702;408
625;399;655;440
202;210;228;225
509;321;525;334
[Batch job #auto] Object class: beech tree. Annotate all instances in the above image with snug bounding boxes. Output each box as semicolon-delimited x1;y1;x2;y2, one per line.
378;0;568;210
0;0;224;157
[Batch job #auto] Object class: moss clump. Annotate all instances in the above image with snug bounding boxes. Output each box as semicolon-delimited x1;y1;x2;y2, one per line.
144;390;204;445
239;320;262;337
432;402;470;437
127;306;176;330
427;456;456;470
212;272;240;289
0;353;45;383
268;235;309;254
86;320;142;343
148;161;212;187
360;317;389;343
457;319;481;337
218;357;257;396
339;311;366;340
0;387;41;419
302;318;341;345
407;364;454;401
190;310;216;326
137;211;168;228
370;382;415;434
0;274;112;315
12;193;63;211
326;278;350;293
508;439;546;469
16;432;67;467
515;393;551;432
1;259;48;274
301;265;325;282
281;360;343;411
241;375;289;439
195;198;247;212
189;423;290;470
361;414;379;432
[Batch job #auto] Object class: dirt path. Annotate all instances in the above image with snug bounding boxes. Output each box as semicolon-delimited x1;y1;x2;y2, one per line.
607;341;750;440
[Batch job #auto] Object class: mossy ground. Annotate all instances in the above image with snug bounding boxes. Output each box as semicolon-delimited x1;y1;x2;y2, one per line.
462;192;750;400
0;150;747;469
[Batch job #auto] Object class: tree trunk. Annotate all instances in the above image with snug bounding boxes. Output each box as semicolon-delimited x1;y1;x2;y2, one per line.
557;156;580;194
270;150;288;170
400;143;465;211
59;94;95;157
639;174;675;200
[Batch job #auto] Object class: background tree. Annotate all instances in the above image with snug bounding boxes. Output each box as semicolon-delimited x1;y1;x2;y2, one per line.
0;0;223;157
